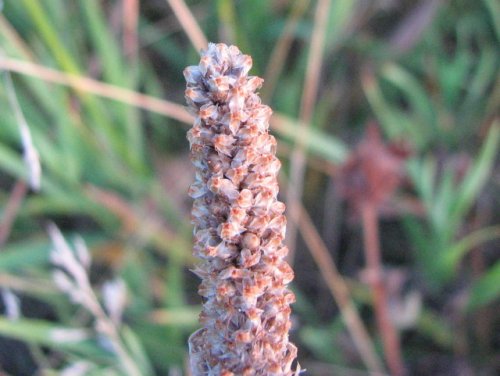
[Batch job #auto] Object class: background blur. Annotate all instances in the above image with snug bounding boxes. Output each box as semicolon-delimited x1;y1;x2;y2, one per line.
0;0;499;375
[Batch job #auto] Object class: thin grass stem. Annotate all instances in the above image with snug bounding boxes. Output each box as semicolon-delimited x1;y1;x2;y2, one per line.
286;0;332;264
165;0;208;51
123;0;139;59
0;181;28;247
361;202;405;376
0;57;192;124
262;0;311;101
292;200;386;374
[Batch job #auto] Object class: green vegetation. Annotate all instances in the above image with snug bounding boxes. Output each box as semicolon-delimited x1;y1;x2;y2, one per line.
0;1;498;374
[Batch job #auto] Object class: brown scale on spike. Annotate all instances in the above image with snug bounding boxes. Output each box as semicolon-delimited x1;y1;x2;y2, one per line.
186;43;298;375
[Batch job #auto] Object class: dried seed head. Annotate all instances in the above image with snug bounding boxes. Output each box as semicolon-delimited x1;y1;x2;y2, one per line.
338;123;410;211
186;43;297;375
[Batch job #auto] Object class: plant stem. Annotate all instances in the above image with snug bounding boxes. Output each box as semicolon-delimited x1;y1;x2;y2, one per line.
295;201;385;374
361;202;405;376
0;181;28;247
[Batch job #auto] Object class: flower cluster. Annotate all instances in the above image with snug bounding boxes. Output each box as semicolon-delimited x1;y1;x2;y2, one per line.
185;43;297;375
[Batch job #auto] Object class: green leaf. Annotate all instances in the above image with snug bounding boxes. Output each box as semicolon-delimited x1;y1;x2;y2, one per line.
299;321;344;364
0;234;107;272
431;167;455;237
451;123;499;220
439;49;472;109
363;71;423;146
272;114;349;163
19;0;80;74
0;238;50;272
134;323;186;370
0;316;106;359
121;326;154;376
79;0;144;172
407;157;436;211
466;47;498;102
483;0;500;42
326;0;357;51
0;142;28;181
80;0;125;85
381;63;436;138
417;309;453;348
467;261;500;311
441;225;500;277
217;0;251;54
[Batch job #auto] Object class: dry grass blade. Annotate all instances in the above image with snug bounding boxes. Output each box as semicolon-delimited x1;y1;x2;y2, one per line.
298;0;332;123
291;201;385;374
0;274;54;295
389;0;441;53
0;57;346;176
286;0;332;262
0;181;28;248
165;0;208;52
123;0;139;59
0;57;192;124
361;203;404;376
0;57;340;163
262;0;311;101
0;15;36;60
85;185;193;263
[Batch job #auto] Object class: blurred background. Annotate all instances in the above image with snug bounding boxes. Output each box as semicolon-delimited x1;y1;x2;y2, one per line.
0;0;499;375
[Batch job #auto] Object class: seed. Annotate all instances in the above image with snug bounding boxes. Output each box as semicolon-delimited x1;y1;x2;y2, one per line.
242;232;260;250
